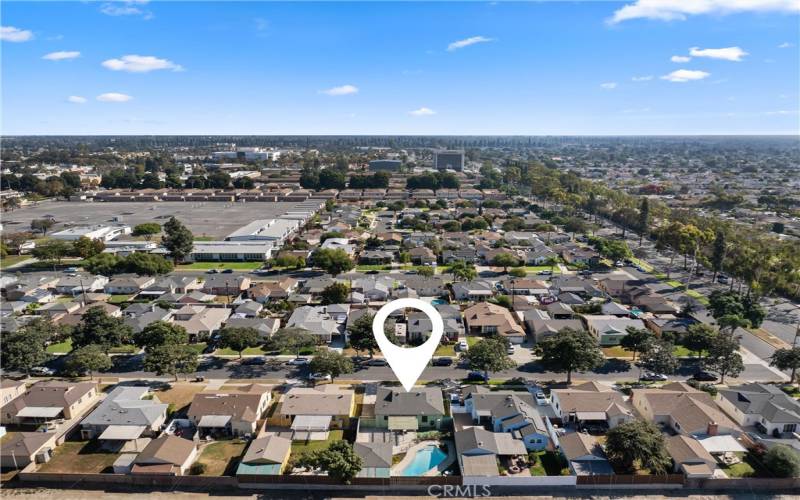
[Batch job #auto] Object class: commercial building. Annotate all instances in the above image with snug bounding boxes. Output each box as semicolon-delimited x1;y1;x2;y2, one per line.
368;159;402;172
51;224;131;242
211;147;281;162
434;150;464;171
190;241;274;262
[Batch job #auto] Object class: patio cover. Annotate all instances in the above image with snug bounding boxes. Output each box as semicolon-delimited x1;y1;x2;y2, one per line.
16;407;62;418
388;416;419;431
291;415;332;432
575;411;607;421
696;435;747;454
198;415;232;428
99;425;147;441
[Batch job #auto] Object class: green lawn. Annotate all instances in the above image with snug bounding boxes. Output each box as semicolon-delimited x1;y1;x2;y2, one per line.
107;294;132;304
530;451;570;476
719;453;772;478
602;346;633;359
664;280;685;289
434;343;457;357
523;266;561;274
291;430;344;455
193;236;217;241
466;336;480;347
196;440;247;476
629;257;654;273
685;289;710;305
185;342;209;354
176;261;264;271
215;346;266;356
46;339;73;354
673;344;694;357
37;440;118;473
0;255;30;268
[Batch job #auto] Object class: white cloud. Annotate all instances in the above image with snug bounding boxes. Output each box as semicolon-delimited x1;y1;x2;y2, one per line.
778;42;794;48
689;46;748;61
43;51;81;61
102;55;183;73
671;55;691;63
632;75;654;81
409;107;436;116
609;0;800;24
319;84;359;96
1;26;34;42
96;92;133;102
765;110;797;115
100;1;152;18
661;69;711;82
600;82;618;89
67;96;87;104
447;36;494;51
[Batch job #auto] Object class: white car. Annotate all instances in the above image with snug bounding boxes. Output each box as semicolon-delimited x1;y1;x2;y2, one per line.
457;340;468;351
31;366;56;376
506;345;516;355
308;372;332;382
286;357;310;366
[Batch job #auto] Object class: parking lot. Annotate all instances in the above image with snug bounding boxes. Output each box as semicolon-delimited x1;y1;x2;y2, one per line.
1;200;303;239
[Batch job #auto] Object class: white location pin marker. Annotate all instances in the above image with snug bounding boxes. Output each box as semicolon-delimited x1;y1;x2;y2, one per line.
372;298;444;392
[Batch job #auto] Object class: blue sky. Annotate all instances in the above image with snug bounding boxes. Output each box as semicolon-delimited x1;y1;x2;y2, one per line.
2;1;798;135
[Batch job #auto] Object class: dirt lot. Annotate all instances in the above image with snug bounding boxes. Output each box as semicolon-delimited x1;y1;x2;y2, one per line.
36;441;118;474
195;440;247;476
153;383;206;414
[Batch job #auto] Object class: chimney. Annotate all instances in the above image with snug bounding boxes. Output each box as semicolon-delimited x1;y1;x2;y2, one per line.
707;421;718;436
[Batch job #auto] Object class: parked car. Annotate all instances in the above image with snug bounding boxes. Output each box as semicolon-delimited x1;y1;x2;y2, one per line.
366;358;388;366
31;366;56;376
206;269;219;274
537;270;553;276
692;371;718;382
578;270;592;276
203;342;218;354
614;260;624;267
581;424;608;435
63;267;79;273
717;275;730;284
432;357;453;367
640;371;668;381
286;357;310;366
506;345;516;355
466;371;488;382
221;268;234;274
533;392;548;405
457;340;468;351
308;372;332;382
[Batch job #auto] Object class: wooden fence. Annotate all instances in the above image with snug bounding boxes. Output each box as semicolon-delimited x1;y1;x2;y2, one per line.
576;474;685;486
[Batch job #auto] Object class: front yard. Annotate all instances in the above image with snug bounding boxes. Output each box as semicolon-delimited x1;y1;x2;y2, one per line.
37;440;118;473
195;439;247;476
153;383;206;414
176;262;264;271
215;346;266;356
46;339;74;354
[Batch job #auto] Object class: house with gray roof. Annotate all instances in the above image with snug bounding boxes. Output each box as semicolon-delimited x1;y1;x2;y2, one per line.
464;389;550;451
286;305;342;342
80;386;168;447
717;383;800;437
455;427;527;477
123;305;173;333
354;442;392;478
374;386;445;431
452;280;494;302
224;317;280;340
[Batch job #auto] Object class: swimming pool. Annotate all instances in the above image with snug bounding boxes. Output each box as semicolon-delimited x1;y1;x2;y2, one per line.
431;299;447;305
400;444;447;476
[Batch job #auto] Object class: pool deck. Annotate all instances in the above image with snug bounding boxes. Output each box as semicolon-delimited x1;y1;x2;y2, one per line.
391;440;456;477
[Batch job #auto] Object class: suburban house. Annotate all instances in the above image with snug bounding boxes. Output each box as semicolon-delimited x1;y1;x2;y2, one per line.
236;435;292;476
1;381;98;427
400;277;447;298
550;381;634;429
463;302;526;344
353;442;392;478
275;386;355;437
666;434;717;478
631;382;740;437
172;305;231;342
54;275;109;296
141;276;198;296
452;280;495;302
234;300;263;318
80;386;168;447
286;305;343;343
523;312;584;344
373;386;445;431
407;305;464;342
130;435;197;476
0;380;26;406
247;278;298;303
584;316;647;346
359;250;394;265
502;279;549;296
0;432;58;469
223;317;280;341
408;246;437;265
201;275;251;296
455;427;527;477
558;431;613;476
123;305;173;333
716;383;800;436
104;275;156;295
187;384;271;437
464;389;550;450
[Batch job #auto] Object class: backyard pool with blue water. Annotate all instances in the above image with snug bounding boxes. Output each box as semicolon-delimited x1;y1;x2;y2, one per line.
400;444;447;476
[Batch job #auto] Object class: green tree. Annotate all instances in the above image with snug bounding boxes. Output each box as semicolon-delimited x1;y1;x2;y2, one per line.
704;333;744;384
30;218;55;235
72;236;105;259
710;230;726;283
72;306;133;354
133;321;188;349
563;217;588;239
162;216;194;264
620;327;652;361
605;420;671;474
491;252;520;273
83;253;123;275
449;260;477;282
143;344;199;381
417;266;435;277
464;337;516;380
534;328;603;384
682;323;716;360
639;338;679;375
63;344;112;379
219;327;261;359
123;252;174;275
297;441;362;484
347;312;397;357
308;349;354;380
132;223;161;241
508;267;527;278
637;197;650;246
0;328;50;376
266;328;317;356
763;445;800;478
31;239;73;268
321;282;350;305
312;248;354;276
770;347;800;384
